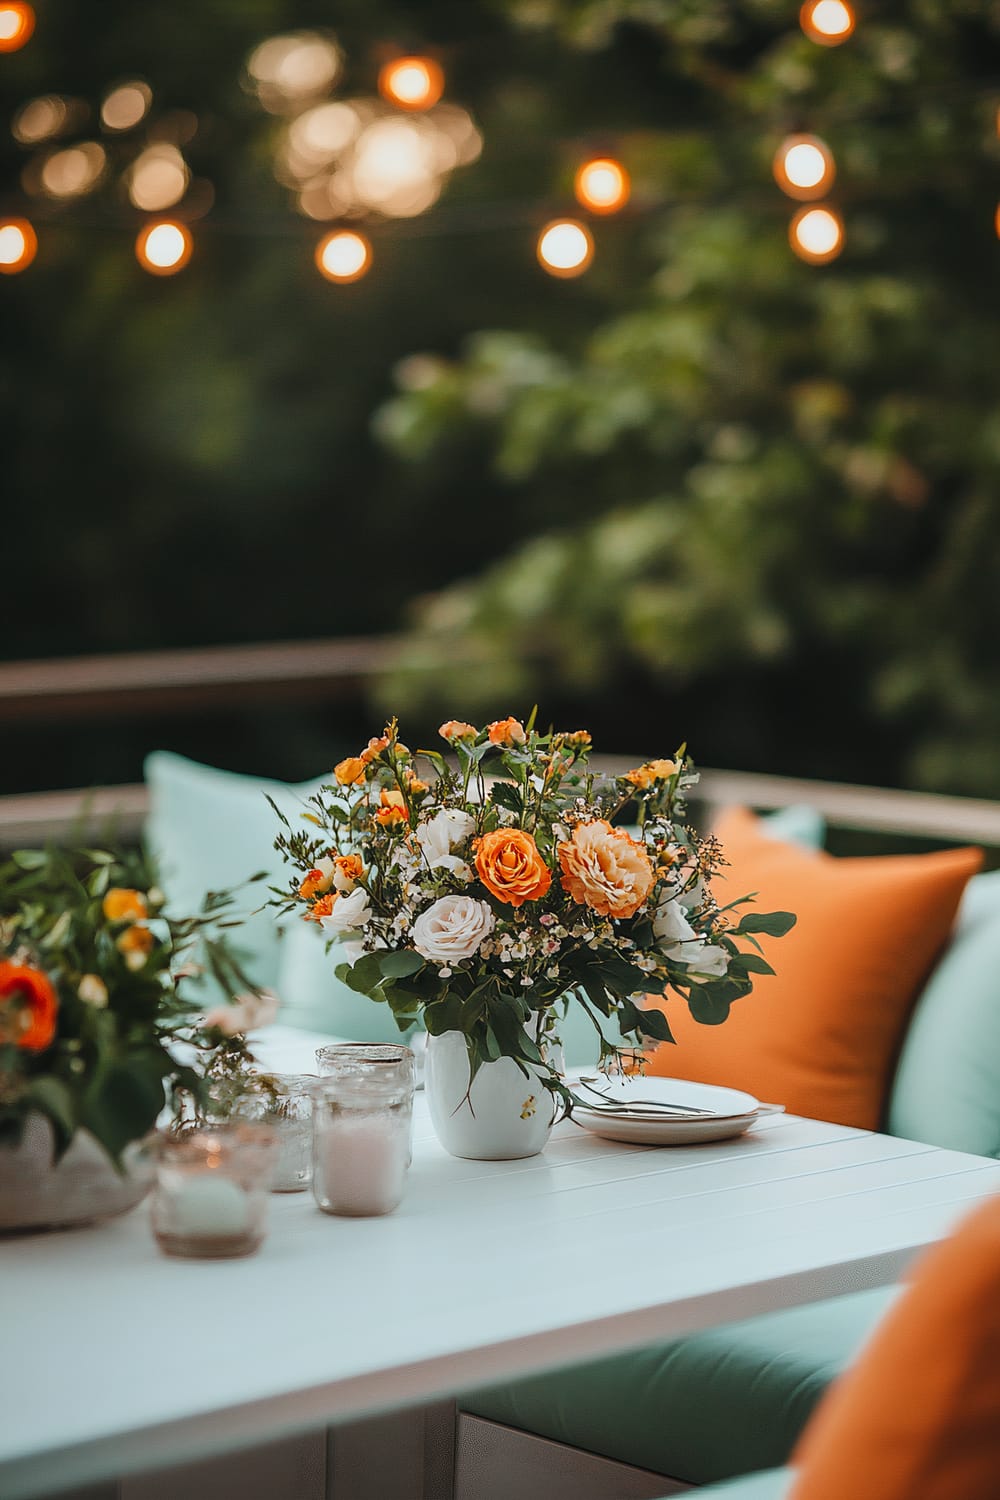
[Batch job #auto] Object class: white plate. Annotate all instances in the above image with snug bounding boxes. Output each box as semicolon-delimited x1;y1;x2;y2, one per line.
570;1076;781;1145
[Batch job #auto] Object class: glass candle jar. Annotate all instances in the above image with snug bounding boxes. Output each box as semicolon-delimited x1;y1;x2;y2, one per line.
151;1123;278;1259
234;1073;314;1193
312;1044;415;1217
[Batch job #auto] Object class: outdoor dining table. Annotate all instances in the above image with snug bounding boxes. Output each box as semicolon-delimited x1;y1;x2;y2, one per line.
3;1025;1000;1500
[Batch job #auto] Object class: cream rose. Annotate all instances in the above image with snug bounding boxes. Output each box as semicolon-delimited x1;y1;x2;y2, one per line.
411;894;495;964
557;820;654;919
318;887;373;938
416;808;477;869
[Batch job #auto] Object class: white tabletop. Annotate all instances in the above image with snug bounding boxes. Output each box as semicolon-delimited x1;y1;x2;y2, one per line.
3;1026;1000;1499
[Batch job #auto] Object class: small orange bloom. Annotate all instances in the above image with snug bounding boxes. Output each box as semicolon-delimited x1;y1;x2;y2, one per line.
374;789;408;827
557;820;654;919
304;893;336;923
116;924;154;958
299;868;329;899
487;717;527;747
0;960;58;1052
334;756;367;786
625;758;677;790
360;735;390;765
102;887;148;923
333;853;365;890
439;720;477;742
474;828;552;907
405;769;429;794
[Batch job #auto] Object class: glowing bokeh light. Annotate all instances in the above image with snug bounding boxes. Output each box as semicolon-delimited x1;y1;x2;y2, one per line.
101;81;152;132
378;56;444;111
135;220;193;275
40;143;106;198
800;0;855;45
0;217;36;273
12;95;68;145
789;205;845;264
574;157;630;214
537;219;594;278
315;229;372;282
128;145;189;211
773;135;836;200
0;3;34;52
352;116;442;216
247;32;341;112
288;102;361;168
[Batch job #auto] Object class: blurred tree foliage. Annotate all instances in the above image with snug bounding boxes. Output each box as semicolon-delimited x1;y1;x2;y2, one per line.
372;0;1000;795
3;1;1000;794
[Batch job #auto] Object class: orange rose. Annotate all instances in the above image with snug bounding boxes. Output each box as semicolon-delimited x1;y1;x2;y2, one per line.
374;789;408;827
299;868;330;899
0;960;58;1052
487;717;527;747
557;820;654;919
304;893;336;923
116;925;155;968
334;756;367;786
474;828;551;907
439;720;477;742
625;758;677;790
102;887;148;923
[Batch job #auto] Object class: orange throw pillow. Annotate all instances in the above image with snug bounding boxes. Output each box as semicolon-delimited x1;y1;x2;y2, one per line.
789;1194;1000;1500
643;806;981;1129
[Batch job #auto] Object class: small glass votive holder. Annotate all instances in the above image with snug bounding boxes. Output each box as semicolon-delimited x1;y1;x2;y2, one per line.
312;1044;415;1217
233;1072;314;1193
151;1122;279;1259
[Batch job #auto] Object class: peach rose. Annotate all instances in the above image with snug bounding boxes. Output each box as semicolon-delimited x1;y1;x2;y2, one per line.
0;960;58;1051
487;717;526;747
557;820;654;919
334;756;366;786
474;828;551;907
102;887;148;923
439;720;477;742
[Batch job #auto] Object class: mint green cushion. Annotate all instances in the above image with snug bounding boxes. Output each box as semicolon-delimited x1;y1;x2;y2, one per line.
681;1469;792;1500
461;1287;891;1485
275;920;420;1041
958;867;1000;930
144;750;326;993
887;906;1000;1156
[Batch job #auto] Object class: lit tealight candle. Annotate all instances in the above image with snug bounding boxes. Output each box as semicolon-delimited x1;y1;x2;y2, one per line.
170;1174;250;1236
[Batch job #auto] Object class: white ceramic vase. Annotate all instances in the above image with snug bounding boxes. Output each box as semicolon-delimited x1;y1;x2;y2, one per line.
424;1029;559;1160
0;1113;154;1234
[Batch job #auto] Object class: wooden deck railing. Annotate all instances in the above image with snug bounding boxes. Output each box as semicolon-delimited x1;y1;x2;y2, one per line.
4;638;1000;848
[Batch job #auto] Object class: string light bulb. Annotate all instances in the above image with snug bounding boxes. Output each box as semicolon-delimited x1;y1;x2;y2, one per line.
574;157;630;215
378;56;444;112
135;220;193;275
537;219;594;278
789;205;844;265
799;1;855;46
0;2;34;52
0;217;37;273
773;135;836;201
315;229;372;283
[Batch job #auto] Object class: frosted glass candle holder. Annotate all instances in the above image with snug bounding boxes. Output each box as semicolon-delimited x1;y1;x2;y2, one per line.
152;1123;278;1259
312;1045;415;1217
234;1073;314;1193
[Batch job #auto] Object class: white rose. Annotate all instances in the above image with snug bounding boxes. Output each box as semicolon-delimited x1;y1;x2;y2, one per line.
686;944;730;979
416;808;476;868
411;894;495;963
319;887;372;938
652;899;696;946
653;899;728;975
204;988;280;1036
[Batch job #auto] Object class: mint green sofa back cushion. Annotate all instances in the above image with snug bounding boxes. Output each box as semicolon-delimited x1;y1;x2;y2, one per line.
143;750;325;993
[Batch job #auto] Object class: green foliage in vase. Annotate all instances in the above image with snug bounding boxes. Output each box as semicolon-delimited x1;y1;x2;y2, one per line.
0;843;270;1163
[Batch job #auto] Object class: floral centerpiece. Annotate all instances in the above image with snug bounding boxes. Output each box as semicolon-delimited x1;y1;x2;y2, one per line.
0;841;275;1181
271;715;795;1155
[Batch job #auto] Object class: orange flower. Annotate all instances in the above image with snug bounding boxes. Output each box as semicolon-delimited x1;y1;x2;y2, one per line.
439;720;477;742
102;887;148;923
0;960;58;1052
405;769;429;795
487;717;527;747
554;729;592;751
360;735;391;765
116;925;155;967
333;853;365;891
374;789;408;827
474;828;552;907
557;820;654;919
625;758;677;790
304;893;336;923
299;868;330;899
334;756;367;786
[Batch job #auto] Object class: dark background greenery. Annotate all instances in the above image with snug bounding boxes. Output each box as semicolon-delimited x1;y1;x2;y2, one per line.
4;1;1000;796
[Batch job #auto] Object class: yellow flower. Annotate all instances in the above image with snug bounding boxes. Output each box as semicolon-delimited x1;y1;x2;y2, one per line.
625;758;677;790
